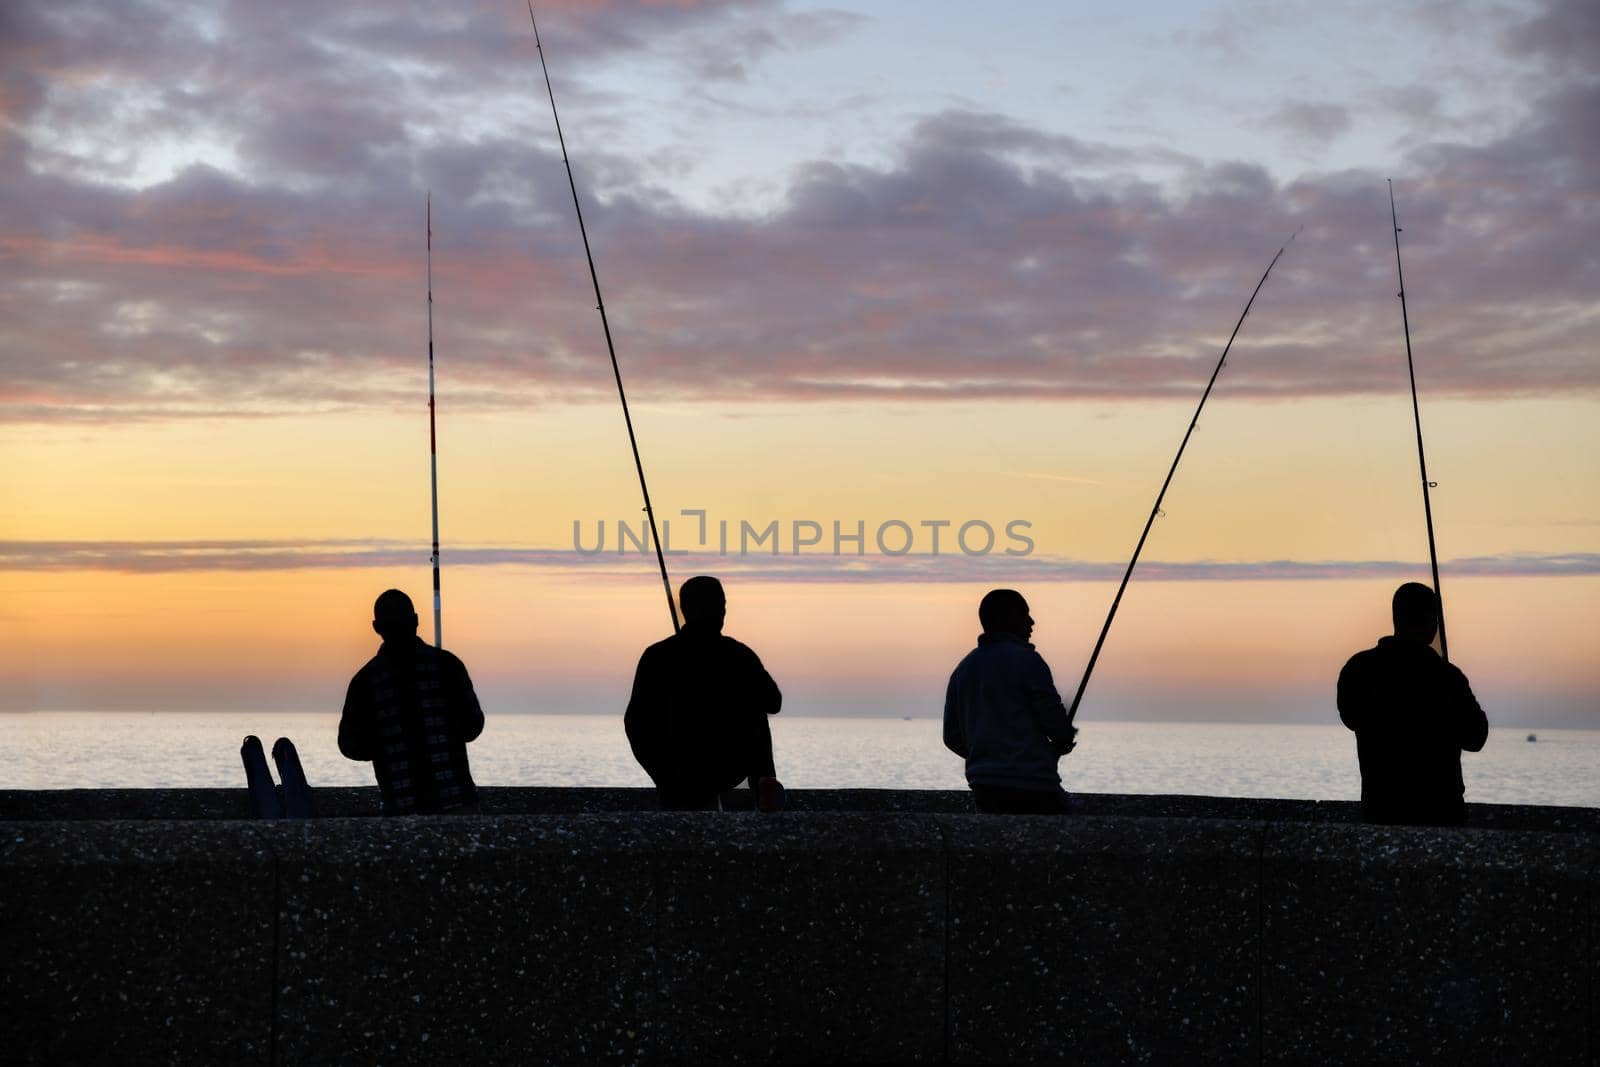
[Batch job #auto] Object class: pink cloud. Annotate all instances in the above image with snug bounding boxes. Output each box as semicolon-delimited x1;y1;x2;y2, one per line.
0;0;1595;422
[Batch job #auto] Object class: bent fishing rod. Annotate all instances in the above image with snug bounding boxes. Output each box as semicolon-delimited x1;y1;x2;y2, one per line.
526;1;680;633
1064;229;1299;729
427;193;443;648
1388;180;1447;662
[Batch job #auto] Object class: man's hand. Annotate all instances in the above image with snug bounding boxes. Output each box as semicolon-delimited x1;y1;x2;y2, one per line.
1054;726;1078;756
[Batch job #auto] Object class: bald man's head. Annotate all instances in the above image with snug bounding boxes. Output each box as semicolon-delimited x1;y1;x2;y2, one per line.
1391;582;1439;644
373;589;419;642
678;575;727;630
979;588;1033;641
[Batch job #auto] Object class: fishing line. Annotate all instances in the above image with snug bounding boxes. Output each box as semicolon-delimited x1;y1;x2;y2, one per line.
427;193;443;648
525;2;680;633
1388;180;1448;661
1063;229;1301;731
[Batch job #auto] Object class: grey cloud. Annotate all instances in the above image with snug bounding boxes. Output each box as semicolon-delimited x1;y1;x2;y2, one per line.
1373;85;1444;125
1266;102;1352;144
618;4;867;83
1506;0;1600;74
1;0;1596;421
3;539;1595;583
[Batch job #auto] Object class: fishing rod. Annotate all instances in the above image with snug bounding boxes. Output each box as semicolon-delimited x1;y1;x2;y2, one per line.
525;1;680;633
1388;179;1447;662
1063;229;1299;731
427;193;442;648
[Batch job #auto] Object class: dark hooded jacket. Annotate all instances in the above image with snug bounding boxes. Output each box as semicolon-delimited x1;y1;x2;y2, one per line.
944;632;1074;791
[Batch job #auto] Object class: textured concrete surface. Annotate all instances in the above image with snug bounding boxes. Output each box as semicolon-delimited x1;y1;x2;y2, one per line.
4;795;1599;1065
0;821;275;1066
271;815;656;1065
1593;858;1600;1064
652;814;944;1065
1261;823;1597;1066
945;815;1261;1065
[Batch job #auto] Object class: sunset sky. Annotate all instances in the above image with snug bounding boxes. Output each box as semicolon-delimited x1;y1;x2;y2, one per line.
1;0;1595;726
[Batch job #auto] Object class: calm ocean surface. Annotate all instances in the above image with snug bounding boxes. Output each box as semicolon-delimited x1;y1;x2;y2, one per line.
2;712;1596;808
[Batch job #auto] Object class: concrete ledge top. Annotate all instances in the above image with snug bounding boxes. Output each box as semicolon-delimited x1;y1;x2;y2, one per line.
6;788;1599;1065
2;786;1597;833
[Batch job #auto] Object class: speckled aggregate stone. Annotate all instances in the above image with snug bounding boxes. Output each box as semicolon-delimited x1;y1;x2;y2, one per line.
1593;858;1600;1058
269;814;658;1066
6;792;1600;1066
1261;823;1597;1066
1;820;275;1066
942;815;1261;1065
650;813;945;1065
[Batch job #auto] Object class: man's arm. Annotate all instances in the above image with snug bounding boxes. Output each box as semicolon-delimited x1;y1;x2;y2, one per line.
1025;653;1076;755
1336;655;1367;731
624;647;667;780
337;674;374;761
746;647;782;717
447;653;485;743
943;671;968;759
1448;664;1489;753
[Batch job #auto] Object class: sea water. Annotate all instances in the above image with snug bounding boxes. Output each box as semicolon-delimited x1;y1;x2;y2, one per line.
2;712;1596;808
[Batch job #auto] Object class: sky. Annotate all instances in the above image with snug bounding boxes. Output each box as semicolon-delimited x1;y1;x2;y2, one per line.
0;0;1596;726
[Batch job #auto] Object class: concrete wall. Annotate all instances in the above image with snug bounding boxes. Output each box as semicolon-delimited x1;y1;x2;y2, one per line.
3;791;1596;1065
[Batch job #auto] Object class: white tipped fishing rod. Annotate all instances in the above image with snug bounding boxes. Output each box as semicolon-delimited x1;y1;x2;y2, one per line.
427;193;442;648
1064;230;1300;729
1388;180;1448;662
525;1;680;633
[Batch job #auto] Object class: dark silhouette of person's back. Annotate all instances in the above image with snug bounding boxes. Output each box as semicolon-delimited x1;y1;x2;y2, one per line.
339;589;485;815
1338;581;1487;825
624;576;783;811
944;589;1077;814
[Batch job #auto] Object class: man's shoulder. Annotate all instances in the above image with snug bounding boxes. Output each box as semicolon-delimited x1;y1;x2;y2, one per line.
1350;638;1440;667
1345;637;1414;671
950;643;984;674
649;632;761;656
637;635;682;666
1342;639;1454;690
716;634;762;657
954;638;1038;673
432;645;470;672
400;641;470;675
349;651;386;683
988;636;1044;663
1342;644;1381;669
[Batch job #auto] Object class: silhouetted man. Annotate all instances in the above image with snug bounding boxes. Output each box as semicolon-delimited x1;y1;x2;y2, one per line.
944;589;1077;814
625;576;784;811
338;589;485;815
1338;582;1487;825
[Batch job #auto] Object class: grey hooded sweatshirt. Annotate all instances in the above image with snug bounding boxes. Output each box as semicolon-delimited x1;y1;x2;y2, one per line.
943;632;1075;790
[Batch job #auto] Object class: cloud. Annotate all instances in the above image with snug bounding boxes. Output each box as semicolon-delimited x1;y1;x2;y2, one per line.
4;538;1595;583
1372;85;1444;126
1265;102;1352;144
1;0;1596;422
669;7;866;83
1505;0;1600;74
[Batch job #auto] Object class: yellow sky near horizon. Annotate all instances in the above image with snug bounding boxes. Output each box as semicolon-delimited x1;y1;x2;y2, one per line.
2;394;1596;724
3;564;1596;724
5;395;1597;558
